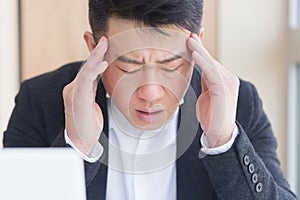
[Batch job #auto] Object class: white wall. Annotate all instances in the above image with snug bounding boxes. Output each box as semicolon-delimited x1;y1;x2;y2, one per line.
0;0;20;148
217;0;289;173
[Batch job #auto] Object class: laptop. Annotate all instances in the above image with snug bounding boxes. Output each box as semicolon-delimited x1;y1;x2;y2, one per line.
0;148;86;200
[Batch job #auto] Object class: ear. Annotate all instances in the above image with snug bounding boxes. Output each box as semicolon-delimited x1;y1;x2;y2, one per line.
83;31;96;52
199;27;205;41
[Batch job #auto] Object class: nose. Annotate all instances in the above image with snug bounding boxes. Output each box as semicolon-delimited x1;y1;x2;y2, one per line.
137;84;164;102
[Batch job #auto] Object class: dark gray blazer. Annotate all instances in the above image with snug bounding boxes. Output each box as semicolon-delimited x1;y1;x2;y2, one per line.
3;62;297;200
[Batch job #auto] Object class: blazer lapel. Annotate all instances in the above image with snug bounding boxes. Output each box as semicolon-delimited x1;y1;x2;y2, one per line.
176;68;215;199
92;79;109;199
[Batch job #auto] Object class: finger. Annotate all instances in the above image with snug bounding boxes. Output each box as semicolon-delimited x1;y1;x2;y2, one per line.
188;34;218;69
191;33;201;43
192;50;221;85
85;36;109;68
187;36;212;64
188;40;219;80
76;36;109;84
75;61;108;91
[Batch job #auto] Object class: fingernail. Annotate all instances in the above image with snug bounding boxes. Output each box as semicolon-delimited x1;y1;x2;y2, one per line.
193;33;199;39
99;35;107;44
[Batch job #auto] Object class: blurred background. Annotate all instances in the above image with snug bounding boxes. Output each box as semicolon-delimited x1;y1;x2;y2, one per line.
0;0;300;196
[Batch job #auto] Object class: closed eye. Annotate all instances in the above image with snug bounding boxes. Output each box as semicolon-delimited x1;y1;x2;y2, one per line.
116;66;142;74
161;65;182;72
118;67;141;74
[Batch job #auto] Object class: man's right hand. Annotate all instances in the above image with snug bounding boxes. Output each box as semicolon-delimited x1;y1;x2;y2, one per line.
63;36;108;156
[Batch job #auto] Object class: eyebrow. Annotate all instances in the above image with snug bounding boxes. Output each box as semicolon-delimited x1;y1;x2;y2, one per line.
117;52;184;65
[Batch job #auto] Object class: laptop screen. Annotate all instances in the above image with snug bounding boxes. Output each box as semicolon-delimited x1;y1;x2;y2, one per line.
0;148;86;200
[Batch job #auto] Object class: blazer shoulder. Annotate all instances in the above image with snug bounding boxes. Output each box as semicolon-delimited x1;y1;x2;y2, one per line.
22;61;83;96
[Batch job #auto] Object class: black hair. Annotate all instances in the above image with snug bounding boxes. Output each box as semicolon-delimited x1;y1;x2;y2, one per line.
88;0;203;42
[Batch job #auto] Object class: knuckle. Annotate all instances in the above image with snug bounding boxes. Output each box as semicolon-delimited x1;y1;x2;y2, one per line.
62;83;75;105
207;58;216;67
90;49;97;57
62;84;71;97
232;75;240;87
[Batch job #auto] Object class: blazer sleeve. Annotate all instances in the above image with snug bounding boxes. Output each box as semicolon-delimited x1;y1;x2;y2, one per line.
3;82;49;147
201;82;298;200
3;81;101;187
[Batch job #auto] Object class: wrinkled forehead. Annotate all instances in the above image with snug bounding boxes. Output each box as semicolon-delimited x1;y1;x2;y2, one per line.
105;27;192;65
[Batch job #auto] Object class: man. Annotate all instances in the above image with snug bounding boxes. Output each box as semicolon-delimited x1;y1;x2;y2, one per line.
3;0;297;199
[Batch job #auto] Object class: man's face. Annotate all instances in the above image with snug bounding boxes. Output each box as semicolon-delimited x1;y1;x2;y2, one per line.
101;18;194;130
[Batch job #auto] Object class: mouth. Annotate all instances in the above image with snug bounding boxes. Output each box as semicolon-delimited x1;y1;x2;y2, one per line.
135;109;164;123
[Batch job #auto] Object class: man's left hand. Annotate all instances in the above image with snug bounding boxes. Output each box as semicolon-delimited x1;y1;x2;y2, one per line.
187;34;240;148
